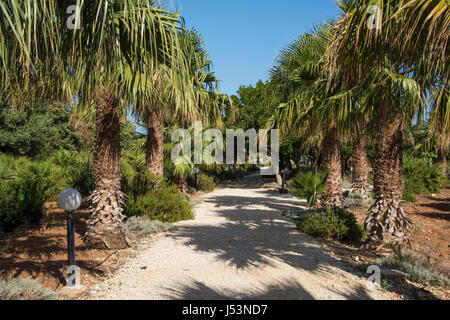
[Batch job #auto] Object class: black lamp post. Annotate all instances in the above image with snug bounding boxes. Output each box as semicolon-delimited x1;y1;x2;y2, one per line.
279;168;289;194
57;188;82;287
193;168;200;190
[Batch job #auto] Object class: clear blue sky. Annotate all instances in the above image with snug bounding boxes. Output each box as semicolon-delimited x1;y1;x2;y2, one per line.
170;0;341;96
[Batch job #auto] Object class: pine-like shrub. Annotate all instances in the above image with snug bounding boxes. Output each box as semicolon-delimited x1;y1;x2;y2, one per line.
195;173;216;192
122;172;195;223
50;150;94;196
0;159;66;231
296;207;365;242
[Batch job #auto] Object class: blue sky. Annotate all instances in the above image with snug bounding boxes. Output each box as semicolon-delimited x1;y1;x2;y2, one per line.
170;0;341;96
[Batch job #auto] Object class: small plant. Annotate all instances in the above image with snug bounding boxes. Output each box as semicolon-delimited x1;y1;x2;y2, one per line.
381;279;391;292
289;168;328;207
376;255;450;287
296;207;365;242
124;216;178;240
0;278;58;300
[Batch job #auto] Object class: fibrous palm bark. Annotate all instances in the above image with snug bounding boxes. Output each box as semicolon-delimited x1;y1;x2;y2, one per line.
146;109;164;177
438;148;447;176
365;92;410;245
349;136;371;204
84;89;131;249
321;125;343;207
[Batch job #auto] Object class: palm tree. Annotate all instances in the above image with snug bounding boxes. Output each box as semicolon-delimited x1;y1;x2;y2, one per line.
349;135;371;204
1;0;187;248
269;25;358;208
429;85;449;175
131;27;220;178
326;0;448;245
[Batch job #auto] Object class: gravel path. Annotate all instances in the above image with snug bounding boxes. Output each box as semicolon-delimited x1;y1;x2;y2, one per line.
88;174;389;300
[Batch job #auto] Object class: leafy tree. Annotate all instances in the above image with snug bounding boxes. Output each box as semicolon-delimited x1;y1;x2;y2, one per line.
327;0;449;245
232;80;276;131
0;103;80;158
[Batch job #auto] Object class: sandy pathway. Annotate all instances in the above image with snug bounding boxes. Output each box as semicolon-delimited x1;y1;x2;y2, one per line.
88;174;389;300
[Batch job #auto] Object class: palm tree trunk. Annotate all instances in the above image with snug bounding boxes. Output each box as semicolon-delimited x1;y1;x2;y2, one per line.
365;91;410;245
349;136;371;204
321;124;343;207
146;110;164;177
439;147;447;176
84;89;131;249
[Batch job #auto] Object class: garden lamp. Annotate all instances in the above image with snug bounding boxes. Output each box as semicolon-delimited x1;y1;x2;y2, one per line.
57;188;82;287
279;168;289;194
193;168;200;190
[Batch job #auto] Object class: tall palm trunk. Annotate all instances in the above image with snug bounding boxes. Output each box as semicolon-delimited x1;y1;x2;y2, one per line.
146;109;164;177
365;91;410;245
349;136;371;204
84;89;130;249
439;147;447;176
321;124;343;207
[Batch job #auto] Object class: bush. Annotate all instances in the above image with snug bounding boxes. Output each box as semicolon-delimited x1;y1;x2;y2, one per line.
403;155;447;202
124;216;177;240
289;168;328;207
195;173;216;192
376;256;449;287
344;191;372;207
50;150;94;196
0;159;66;231
0;278;58;300
122;172;195;223
296;207;365;242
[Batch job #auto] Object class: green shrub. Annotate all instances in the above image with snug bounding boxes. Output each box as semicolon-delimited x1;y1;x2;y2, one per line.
124;216;177;240
289;168;328;207
123;172;195;223
195;173;216;192
50;150;94;196
0;278;58;300
296;207;365;242
0;159;67;231
403;155;447;202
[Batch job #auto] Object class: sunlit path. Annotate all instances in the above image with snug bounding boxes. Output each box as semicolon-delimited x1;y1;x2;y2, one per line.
89;174;390;300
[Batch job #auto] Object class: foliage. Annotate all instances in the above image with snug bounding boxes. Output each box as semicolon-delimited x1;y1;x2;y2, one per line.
192;173;216;192
0;158;66;231
50;150;94;196
230;80;276;131
289;168;328;207
122;171;194;223
296;207;365;242
0;278;58;300
124;216;177;240
343;190;372;207
0;104;80;158
120;119;138;151
376;255;449;288
403;155;447;201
